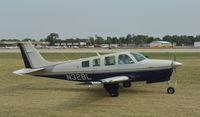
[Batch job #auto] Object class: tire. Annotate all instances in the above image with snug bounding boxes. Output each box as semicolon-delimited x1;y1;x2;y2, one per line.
167;87;175;94
123;81;131;88
110;92;119;97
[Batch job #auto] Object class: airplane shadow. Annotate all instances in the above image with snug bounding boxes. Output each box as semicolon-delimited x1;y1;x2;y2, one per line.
120;86;164;95
2;83;163;96
27;85;163;95
4;83;163;96
26;86;106;94
2;84;164;110
27;87;108;110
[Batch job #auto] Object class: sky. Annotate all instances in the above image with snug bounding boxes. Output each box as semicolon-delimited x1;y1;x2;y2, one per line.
0;0;200;39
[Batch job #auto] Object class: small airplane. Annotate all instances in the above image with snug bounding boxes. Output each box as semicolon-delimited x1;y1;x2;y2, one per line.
13;41;182;97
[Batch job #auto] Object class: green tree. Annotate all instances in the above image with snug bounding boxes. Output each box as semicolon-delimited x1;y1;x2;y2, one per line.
111;37;118;44
134;35;148;47
146;37;154;43
126;34;132;46
45;33;59;45
89;37;95;45
39;39;45;42
95;35;104;44
106;37;112;48
118;37;125;46
195;35;200;42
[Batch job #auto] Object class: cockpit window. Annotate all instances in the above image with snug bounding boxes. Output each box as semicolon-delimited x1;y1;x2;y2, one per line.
118;54;134;65
130;52;146;62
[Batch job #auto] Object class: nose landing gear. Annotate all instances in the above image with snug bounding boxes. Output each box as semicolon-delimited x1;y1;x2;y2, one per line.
167;81;175;94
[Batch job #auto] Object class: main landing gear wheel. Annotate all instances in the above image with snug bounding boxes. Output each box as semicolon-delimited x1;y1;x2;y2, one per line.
123;81;131;88
167;87;175;94
110;92;119;97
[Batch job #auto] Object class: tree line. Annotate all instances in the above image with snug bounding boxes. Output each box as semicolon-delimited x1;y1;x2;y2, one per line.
1;33;200;46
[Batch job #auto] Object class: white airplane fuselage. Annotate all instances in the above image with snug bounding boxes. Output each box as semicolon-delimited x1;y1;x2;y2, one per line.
32;52;182;84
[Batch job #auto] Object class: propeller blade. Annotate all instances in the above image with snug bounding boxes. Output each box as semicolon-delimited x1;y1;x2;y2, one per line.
172;54;177;73
174;54;177;61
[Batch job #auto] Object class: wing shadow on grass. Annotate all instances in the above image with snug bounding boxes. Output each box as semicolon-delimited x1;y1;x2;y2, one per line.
1;83;163;96
121;88;163;95
26;86;108;111
0;83;164;111
120;84;165;95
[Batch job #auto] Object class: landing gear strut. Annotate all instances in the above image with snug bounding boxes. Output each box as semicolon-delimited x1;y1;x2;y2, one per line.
167;81;175;94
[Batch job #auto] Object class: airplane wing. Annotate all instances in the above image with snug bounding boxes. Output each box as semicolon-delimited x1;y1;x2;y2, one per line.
13;68;44;75
78;76;129;85
101;76;129;83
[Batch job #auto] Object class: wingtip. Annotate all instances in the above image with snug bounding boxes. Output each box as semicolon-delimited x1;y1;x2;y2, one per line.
13;70;23;76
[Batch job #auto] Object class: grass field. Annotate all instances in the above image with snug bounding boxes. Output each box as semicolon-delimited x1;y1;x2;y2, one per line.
0;52;200;117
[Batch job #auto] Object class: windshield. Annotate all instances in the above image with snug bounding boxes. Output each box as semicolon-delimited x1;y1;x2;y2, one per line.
130;52;146;62
118;54;134;64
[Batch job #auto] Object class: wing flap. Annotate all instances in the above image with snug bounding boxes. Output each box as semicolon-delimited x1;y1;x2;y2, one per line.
13;68;44;75
78;81;102;85
101;76;129;83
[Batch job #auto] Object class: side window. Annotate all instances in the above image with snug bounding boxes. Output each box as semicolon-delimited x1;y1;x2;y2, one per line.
82;61;89;68
105;56;115;66
93;58;100;67
118;54;134;65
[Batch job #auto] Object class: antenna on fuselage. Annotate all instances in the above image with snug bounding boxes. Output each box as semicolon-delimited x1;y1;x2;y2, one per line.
96;52;100;56
61;53;69;60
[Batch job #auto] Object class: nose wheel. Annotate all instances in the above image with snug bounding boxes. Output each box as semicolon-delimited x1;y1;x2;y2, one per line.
167;87;175;94
167;81;175;94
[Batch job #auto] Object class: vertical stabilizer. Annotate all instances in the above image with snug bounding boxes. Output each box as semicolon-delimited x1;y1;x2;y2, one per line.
18;41;50;68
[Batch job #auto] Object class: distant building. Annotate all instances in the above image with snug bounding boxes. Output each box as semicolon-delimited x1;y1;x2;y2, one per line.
0;41;18;47
54;39;88;47
149;41;174;48
194;42;200;47
0;41;49;48
79;42;87;46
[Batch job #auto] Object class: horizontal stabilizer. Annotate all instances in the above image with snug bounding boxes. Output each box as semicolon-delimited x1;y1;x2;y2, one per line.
13;68;44;75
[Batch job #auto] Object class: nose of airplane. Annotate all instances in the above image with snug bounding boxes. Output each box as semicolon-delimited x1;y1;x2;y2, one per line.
173;61;183;67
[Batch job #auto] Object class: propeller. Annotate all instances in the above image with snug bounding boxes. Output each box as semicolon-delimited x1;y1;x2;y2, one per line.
170;44;182;88
171;53;182;87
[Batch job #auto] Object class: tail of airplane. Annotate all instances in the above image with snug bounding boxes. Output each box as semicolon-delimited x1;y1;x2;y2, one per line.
18;41;50;68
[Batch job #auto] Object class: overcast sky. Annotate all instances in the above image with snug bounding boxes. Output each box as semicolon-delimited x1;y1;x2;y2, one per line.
0;0;200;39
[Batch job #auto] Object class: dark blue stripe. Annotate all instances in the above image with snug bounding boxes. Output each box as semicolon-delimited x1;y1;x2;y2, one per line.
35;68;173;83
